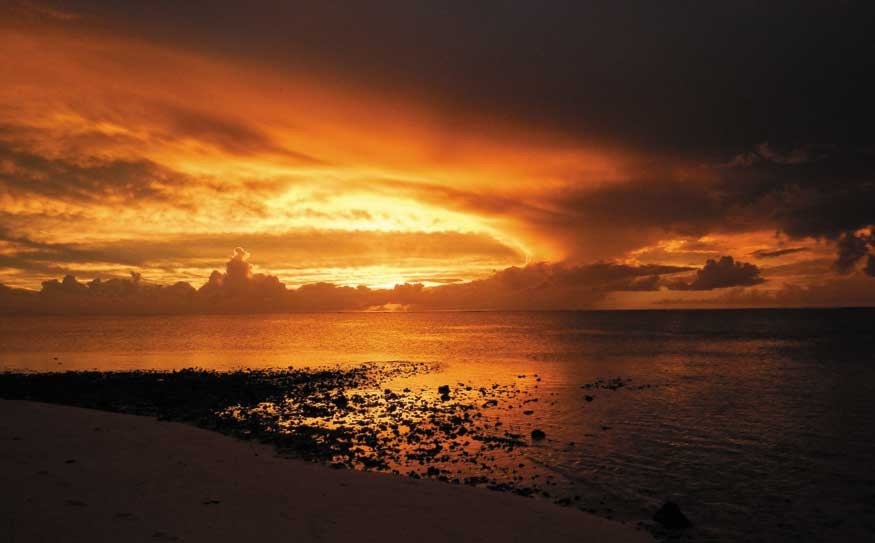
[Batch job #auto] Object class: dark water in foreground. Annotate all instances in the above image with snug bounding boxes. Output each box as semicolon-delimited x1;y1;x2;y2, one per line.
2;309;874;541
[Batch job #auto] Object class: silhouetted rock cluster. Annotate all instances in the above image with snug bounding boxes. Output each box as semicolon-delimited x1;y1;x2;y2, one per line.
653;500;692;529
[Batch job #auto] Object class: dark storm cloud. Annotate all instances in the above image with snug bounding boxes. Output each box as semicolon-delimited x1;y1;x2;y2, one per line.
658;273;875;308
758;258;832;279
834;231;875;274
667;256;764;291
0;228;151;268
0;255;71;278
439;261;692;297
541;145;875;264
751;247;809;259
27;1;875;153
152;103;323;163
373;144;875;267
0;141;193;205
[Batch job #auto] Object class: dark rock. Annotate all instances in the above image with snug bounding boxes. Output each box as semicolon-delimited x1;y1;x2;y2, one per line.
584;395;594;402
438;384;451;401
531;429;546;440
653;500;692;529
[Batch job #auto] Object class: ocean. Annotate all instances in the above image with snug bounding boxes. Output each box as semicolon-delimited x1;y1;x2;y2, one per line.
2;308;874;541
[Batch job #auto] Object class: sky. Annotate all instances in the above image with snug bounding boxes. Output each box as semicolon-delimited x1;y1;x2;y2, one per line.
1;1;874;312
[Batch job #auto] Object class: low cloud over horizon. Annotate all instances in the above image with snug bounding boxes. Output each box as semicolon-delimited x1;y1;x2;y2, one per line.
4;247;872;314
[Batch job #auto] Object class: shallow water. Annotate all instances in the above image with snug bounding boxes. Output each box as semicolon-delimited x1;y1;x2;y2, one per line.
2;309;874;541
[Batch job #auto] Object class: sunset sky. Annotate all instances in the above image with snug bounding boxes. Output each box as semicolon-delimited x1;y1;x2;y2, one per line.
1;1;874;311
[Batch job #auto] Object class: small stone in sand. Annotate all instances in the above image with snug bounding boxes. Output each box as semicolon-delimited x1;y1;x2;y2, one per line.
531;429;546;440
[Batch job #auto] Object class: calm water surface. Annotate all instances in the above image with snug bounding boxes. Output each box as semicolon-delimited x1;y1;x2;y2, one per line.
2;309;874;541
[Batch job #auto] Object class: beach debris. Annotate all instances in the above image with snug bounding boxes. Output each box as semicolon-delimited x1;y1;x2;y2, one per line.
653;500;692;529
531;429;546;440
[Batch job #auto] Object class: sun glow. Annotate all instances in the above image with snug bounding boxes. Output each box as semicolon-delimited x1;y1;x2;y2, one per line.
0;21;573;289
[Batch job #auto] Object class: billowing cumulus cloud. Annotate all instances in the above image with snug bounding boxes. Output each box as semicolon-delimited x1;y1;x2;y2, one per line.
13;272;198;314
667;257;764;291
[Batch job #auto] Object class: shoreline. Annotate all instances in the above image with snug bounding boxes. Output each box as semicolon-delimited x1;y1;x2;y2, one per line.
1;399;652;542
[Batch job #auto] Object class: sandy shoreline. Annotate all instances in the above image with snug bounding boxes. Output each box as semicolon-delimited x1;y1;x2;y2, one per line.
1;400;651;542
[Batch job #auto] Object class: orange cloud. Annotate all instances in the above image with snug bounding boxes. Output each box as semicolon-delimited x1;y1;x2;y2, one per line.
1;11;874;304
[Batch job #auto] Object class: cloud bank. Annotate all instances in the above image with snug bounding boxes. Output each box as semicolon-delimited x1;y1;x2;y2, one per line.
3;246;871;314
0;248;702;314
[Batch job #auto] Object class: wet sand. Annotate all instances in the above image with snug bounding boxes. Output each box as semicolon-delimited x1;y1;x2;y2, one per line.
0;400;651;543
